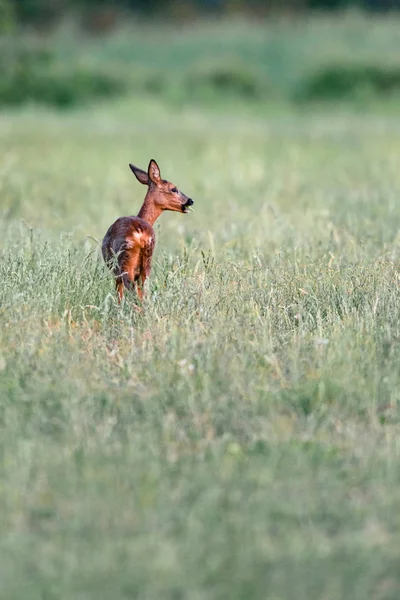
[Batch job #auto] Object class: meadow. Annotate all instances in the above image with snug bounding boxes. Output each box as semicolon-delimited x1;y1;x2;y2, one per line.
1;15;400;600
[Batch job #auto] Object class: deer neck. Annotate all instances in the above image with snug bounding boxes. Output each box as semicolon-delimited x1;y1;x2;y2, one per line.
137;192;163;226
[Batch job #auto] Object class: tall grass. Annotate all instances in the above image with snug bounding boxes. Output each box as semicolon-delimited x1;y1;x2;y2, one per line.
1;97;399;598
1;16;400;598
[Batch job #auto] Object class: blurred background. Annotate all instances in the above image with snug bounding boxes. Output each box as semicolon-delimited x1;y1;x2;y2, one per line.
1;0;400;111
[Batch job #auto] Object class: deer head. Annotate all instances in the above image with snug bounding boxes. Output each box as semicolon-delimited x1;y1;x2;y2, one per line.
129;159;194;214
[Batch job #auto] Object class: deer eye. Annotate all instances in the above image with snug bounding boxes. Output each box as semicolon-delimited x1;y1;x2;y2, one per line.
171;187;178;193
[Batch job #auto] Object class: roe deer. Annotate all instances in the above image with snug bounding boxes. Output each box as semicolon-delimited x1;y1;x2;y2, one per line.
102;159;194;303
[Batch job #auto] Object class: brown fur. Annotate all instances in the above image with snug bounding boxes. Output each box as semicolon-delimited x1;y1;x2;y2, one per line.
102;159;193;303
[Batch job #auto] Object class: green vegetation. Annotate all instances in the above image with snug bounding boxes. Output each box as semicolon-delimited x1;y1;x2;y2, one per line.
1;16;400;600
0;39;126;107
3;16;400;108
1;0;385;30
298;62;400;101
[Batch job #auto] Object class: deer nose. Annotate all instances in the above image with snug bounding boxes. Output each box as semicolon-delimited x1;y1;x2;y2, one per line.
186;198;194;206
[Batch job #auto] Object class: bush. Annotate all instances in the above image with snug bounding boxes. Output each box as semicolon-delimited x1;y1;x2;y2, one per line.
179;61;271;103
296;63;400;101
116;61;271;106
190;64;266;98
0;39;126;107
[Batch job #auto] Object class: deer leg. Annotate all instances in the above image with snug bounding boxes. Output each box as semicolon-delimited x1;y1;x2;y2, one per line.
112;247;139;304
137;243;153;302
116;278;125;304
137;253;153;301
136;258;147;302
116;272;135;304
123;248;143;303
137;272;145;302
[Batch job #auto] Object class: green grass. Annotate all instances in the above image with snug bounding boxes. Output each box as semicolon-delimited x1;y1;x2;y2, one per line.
4;14;400;109
1;17;400;600
50;14;400;105
53;14;400;86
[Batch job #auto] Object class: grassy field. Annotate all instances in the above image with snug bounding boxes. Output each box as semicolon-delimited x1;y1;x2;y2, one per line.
5;14;400;109
52;14;400;103
1;16;400;600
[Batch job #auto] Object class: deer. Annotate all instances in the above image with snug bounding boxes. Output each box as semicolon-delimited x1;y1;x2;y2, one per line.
102;159;194;303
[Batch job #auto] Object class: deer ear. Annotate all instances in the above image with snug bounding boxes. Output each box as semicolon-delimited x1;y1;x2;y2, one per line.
148;159;161;185
129;164;149;185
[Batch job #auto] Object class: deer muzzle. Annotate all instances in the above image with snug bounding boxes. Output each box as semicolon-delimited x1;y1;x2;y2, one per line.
182;198;194;213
